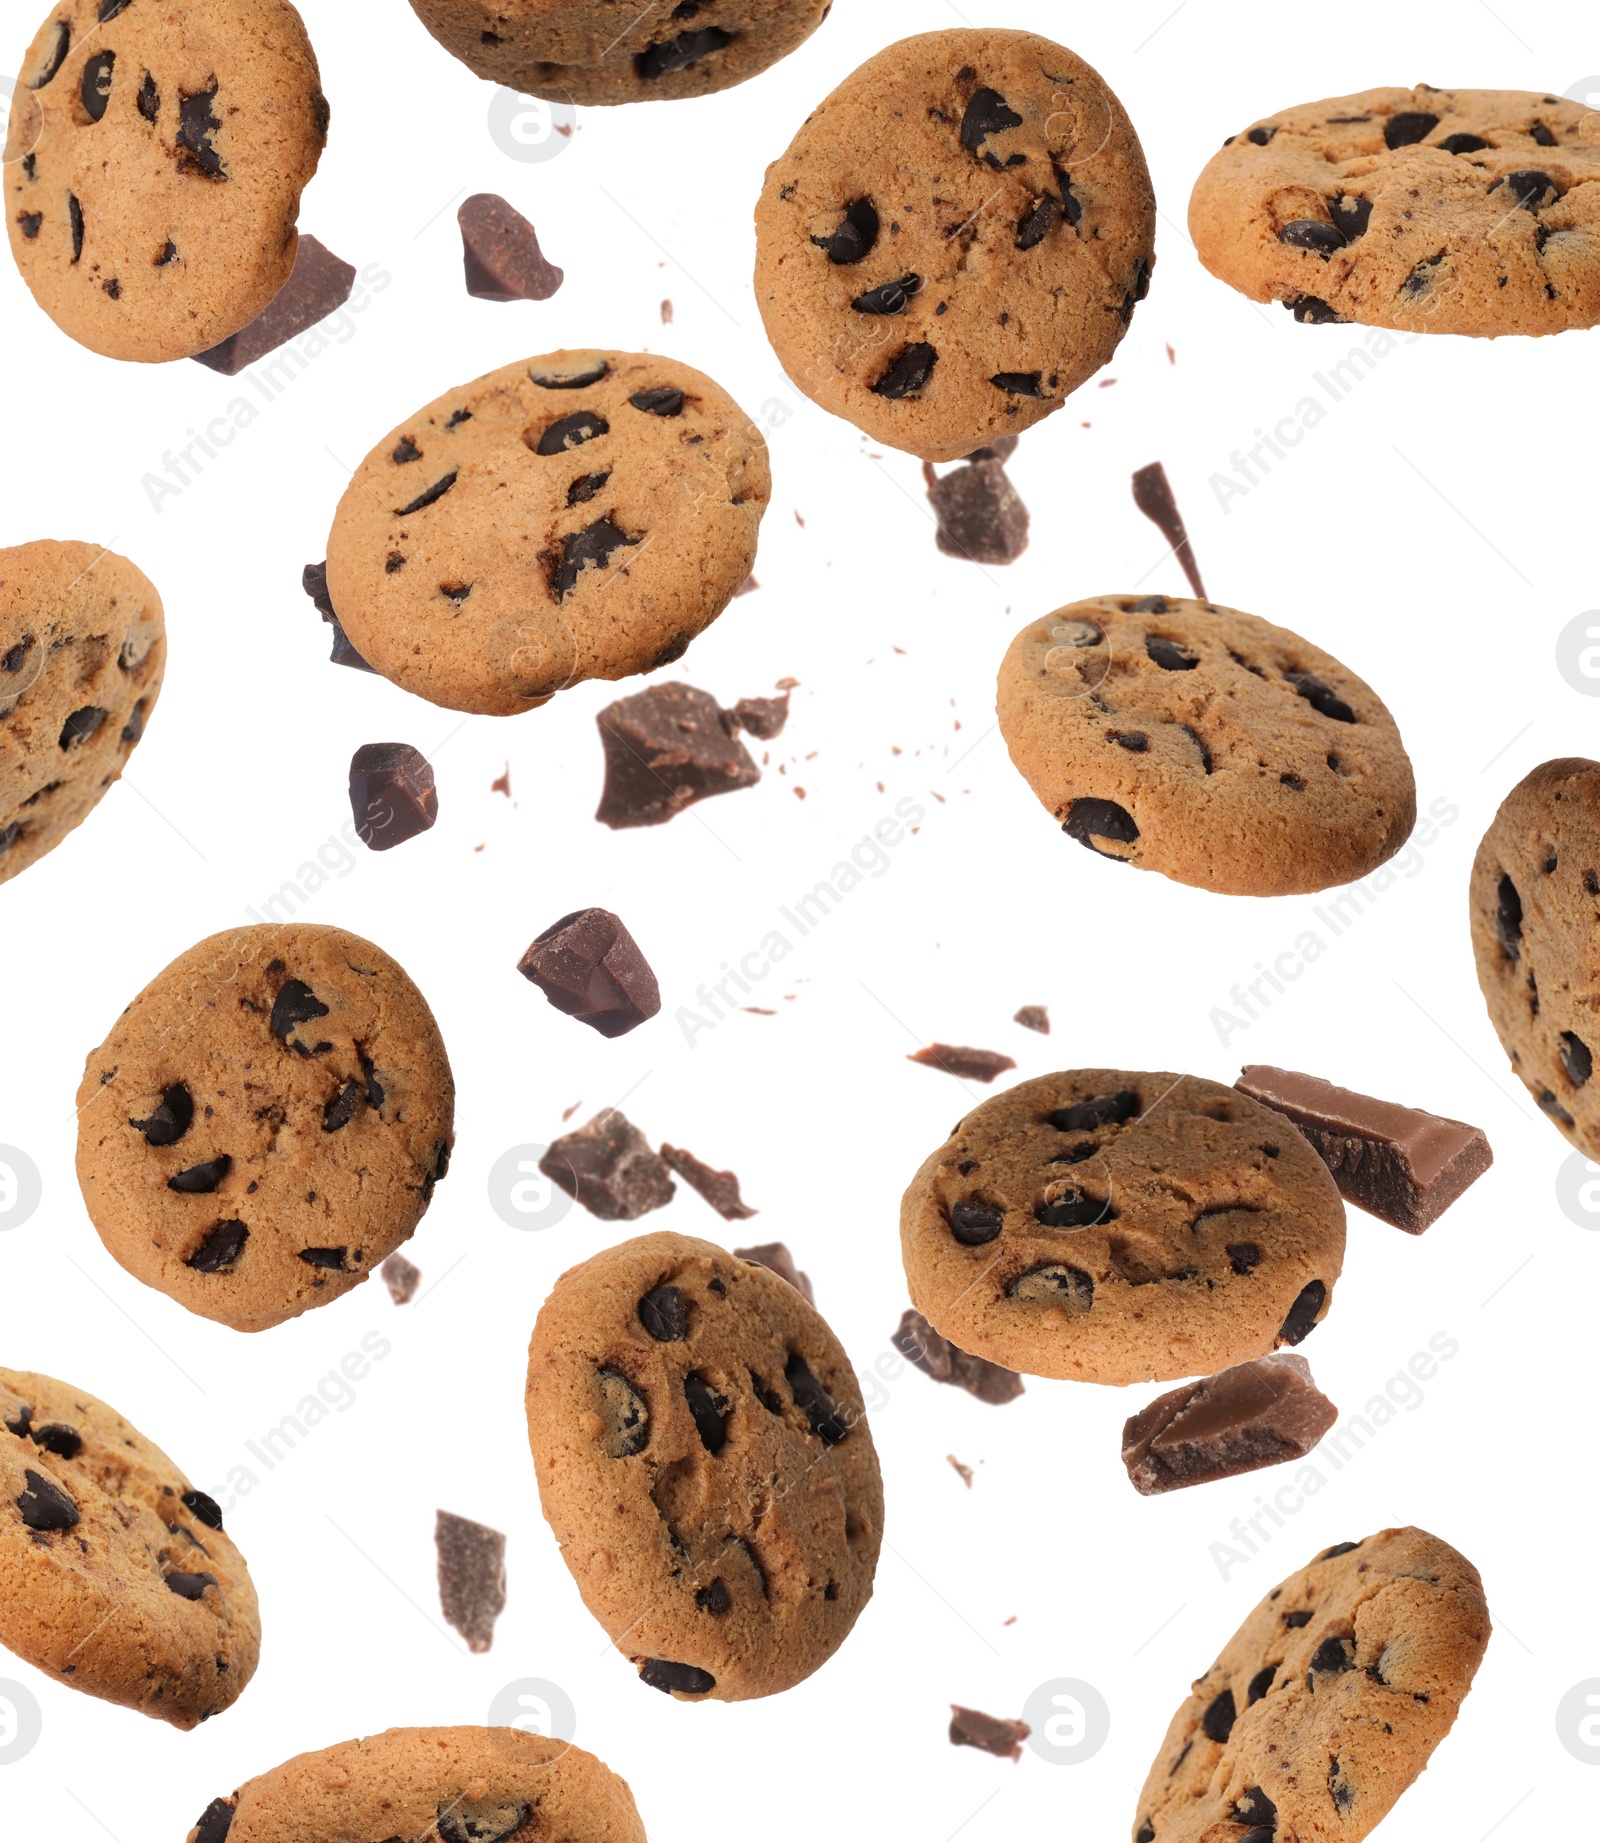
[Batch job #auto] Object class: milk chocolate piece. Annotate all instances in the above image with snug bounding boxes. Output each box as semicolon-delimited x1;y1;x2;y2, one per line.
729;693;789;740
540;1111;675;1221
908;1043;1017;1083
595;682;760;829
302;561;377;672
734;1240;812;1302
193;236;357;374
435;1509;507;1653
518;908;660;1038
662;1144;756;1219
949;1705;1030;1761
1235;1065;1492;1233
1013;1005;1050;1034
924;458;1030;564
349;742;438;851
458;193;564;302
381;1251;421;1305
1121;1353;1337;1497
1131;460;1207;600
894;1308;1024;1405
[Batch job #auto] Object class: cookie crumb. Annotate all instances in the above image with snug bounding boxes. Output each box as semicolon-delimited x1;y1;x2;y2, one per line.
491;763;511;798
435;1510;507;1653
949;1706;1030;1762
947;1454;974;1488
381;1252;421;1305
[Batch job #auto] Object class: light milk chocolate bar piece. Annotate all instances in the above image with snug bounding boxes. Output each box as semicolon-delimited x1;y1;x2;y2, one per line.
1122;1354;1336;1496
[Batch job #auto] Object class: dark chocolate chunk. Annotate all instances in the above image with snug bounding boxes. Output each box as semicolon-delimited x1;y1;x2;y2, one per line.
1384;111;1439;147
926;458;1030;564
176;82;225;178
597;1367;650;1457
457;192;563;302
1561;1032;1593;1086
68;193;83;262
1284;294;1343;323
947;1199;1005;1245
551;516;637;600
811;197;879;265
852;274;921;314
729;692;789;739
630;385;685;416
872;342;937;399
130;1082;194;1146
1277;1279;1326;1345
15;213;40;239
1309;1634;1356;1680
542;1111;675;1220
1330;192;1374;239
1491;168;1558;210
99;1;134;16
991;371;1044;396
1136;1825;1155;1843
894;1307;1025;1405
1202;1688;1237;1742
1235;1787;1277;1827
302;561;377;673
949;1705;1031;1759
1146;633;1200;671
661;1144;756;1219
190;1801;235;1843
193;236;356;374
1228;1243;1262;1274
1064;797;1139;857
530;358;609;390
1006;1263;1094;1311
638;1286;689;1342
535;410;609;456
436;1802;529;1843
786;1351;848;1444
81;50;115;122
1131;462;1207;600
1278;218;1346;254
164;1570;217;1601
186;1220;248;1273
695;1578;731;1615
518;908;660;1038
1495;873;1522;958
1034;1190;1114;1228
17;1468;78;1532
382;1252;421;1305
1285;669;1356;722
1319;1540;1360;1559
907;1043;1017;1083
322;1081;365;1133
684;1373;729;1453
636;25;732;79
639;1659;716;1695
1122;1354;1337;1495
1437;131;1491;154
28;20;71;89
1017;192;1059;249
733;1241;813;1303
182;1489;224;1531
168;1155;231;1194
349;742;438;852
595;682;759;829
138;71;160;123
21;1422;79;1460
567;469;611;506
1048;1090;1138;1132
435;1509;507;1654
270;979;331;1055
396;471;458;516
960;89;1024;166
298;1248;349;1270
59;706;106;749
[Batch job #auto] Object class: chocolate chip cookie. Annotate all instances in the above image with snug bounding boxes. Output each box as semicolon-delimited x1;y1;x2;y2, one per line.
0;1367;259;1728
526;1230;883;1699
75;923;455;1333
323;351;770;716
996;594;1416;896
1133;1526;1490;1842
5;0;328;363
1189;86;1600;336
754;29;1156;462
1470;756;1600;1151
900;1071;1346;1388
187;1726;646;1843
408;0;831;106
1;539;164;885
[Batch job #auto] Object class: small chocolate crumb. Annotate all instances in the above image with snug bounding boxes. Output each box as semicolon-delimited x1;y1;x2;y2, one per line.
729;692;790;740
949;1705;1031;1761
1013;1005;1050;1035
661;1144;756;1219
435;1509;507;1653
908;1044;1017;1083
947;1454;974;1488
381;1252;421;1305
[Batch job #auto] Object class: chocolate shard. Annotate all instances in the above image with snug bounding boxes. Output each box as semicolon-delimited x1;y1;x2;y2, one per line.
594;682;760;829
349;742;438;851
659;1143;756;1219
1121;1353;1337;1496
192;236;356;375
1130;461;1207;601
734;1240;813;1302
540;1111;674;1221
302;561;377;673
908;1043;1017;1084
925;457;1029;565
381;1251;421;1305
458;192;564;302
894;1308;1025;1406
949;1705;1031;1761
728;693;790;740
1013;1004;1050;1034
517;908;660;1039
435;1509;507;1654
1235;1065;1492;1233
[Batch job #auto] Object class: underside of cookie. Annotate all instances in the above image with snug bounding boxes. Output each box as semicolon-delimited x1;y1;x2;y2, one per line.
996;594;1417;897
1188;84;1600;337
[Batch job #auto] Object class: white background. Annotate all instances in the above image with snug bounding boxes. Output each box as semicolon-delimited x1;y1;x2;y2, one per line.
1;0;1598;1836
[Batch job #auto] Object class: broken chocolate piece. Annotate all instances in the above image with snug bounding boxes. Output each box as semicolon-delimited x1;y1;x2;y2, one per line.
662;1144;756;1219
435;1509;507;1654
734;1240;813;1303
349;742;438;851
540;1111;674;1221
302;562;377;673
381;1251;421;1304
17;1468;78;1532
639;1658;716;1695
193;237;356;375
457;192;564;302
518;908;660;1039
894;1308;1025;1405
729;693;789;740
1121;1354;1337;1496
595;682;760;829
1130;461;1207;600
908;1044;1017;1084
949;1705;1031;1761
925;457;1030;565
1013;1005;1049;1034
1235;1065;1492;1233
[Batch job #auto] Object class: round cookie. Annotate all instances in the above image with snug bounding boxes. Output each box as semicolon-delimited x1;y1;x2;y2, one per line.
186;1726;646;1843
526;1230;883;1700
75;923;455;1333
1;539;164;885
997;593;1417;897
5;0;328;364
407;0;831;106
1188;85;1600;337
900;1071;1346;1388
1133;1526;1490;1842
754;29;1156;462
1469;756;1600;1150
324;351;770;717
0;1367;259;1728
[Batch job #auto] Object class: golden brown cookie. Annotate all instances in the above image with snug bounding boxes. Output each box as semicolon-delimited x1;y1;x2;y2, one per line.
0;538;164;885
900;1071;1346;1387
526;1230;883;1700
4;0;328;363
996;594;1417;897
0;1368;259;1728
1133;1527;1490;1841
323;351;770;716
754;28;1156;461
1188;85;1600;336
75;923;455;1333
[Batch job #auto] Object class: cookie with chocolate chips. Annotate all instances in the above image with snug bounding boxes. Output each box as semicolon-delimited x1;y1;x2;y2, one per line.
75;923;455;1333
323;351;770;716
1189;85;1600;336
1470;756;1600;1151
0;539;164;885
408;0;831;106
754;28;1156;461
4;0;328;363
899;1071;1345;1388
0;1367;259;1727
996;594;1416;897
186;1726;646;1843
1133;1527;1489;1842
526;1230;883;1700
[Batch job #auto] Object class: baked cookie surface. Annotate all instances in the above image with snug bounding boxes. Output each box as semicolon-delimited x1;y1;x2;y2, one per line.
0;539;164;885
4;0;328;363
0;1368;258;1728
187;1726;645;1843
1133;1526;1490;1842
754;29;1156;461
1470;756;1600;1151
996;594;1416;897
76;923;455;1333
900;1071;1346;1388
526;1230;883;1700
1188;85;1600;336
408;0;831;105
324;351;770;716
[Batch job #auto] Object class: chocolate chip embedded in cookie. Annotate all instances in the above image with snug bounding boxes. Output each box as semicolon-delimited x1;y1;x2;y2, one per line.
526;1231;883;1699
899;1071;1345;1387
1188;85;1600;337
75;924;455;1333
996;594;1416;897
1133;1527;1490;1841
755;29;1156;462
4;0;328;363
0;1368;259;1727
323;353;769;716
0;540;164;886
